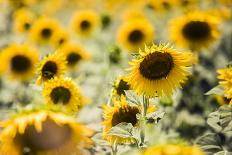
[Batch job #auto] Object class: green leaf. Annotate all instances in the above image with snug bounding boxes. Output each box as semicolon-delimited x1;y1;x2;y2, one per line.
146;110;165;124
205;85;224;96
108;122;134;138
125;90;142;106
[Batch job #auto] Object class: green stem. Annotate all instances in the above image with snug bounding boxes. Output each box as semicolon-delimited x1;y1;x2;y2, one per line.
142;95;149;117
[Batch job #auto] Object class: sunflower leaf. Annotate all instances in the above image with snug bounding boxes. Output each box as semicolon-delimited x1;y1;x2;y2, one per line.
205;85;224;96
146;110;165;124
108;122;134;138
125;90;142;106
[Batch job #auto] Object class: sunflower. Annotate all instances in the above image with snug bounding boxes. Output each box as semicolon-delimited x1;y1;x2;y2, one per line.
218;0;232;6
58;42;90;69
176;0;199;8
126;44;195;98
142;144;204;155
147;0;177;11
112;76;131;97
51;28;69;48
169;11;221;50
117;19;155;52
70;10;100;37
43;77;83;112
30;17;60;44
217;67;232;104
36;52;67;84
13;8;34;33
102;96;155;144
0;44;39;81
0;109;93;155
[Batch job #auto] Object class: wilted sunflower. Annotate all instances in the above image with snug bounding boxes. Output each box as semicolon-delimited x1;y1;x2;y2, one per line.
102;97;155;144
70;10;100;37
217;67;232;104
0;109;93;155
13;8;34;33
0;44;39;81
30;17;60;44
117;19;155;52
112;76;131;97
36;52;67;84
58;42;90;69
51;28;69;48
126;44;195;98
43;77;83;111
169;11;221;50
142;144;204;155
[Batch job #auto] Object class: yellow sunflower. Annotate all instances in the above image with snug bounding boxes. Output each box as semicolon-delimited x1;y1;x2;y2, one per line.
13;8;34;33
51;28;69;48
217;67;232;104
126;43;195;98
142;144;204;155
102;96;155;144
176;0;199;8
58;42;90;69
70;10;100;37
169;11;221;50
36;52;67;85
112;76;131;97
218;0;232;6
147;0;177;12
0;109;93;155
0;44;39;81
30;17;61;44
43;77;84;112
117;19;155;52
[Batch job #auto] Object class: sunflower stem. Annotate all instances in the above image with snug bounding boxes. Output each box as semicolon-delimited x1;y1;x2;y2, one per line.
142;95;149;117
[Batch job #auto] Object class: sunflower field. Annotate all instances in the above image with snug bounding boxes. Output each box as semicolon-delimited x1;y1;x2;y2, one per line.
0;0;232;155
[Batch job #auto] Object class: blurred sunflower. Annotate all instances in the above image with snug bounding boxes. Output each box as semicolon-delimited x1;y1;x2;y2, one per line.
218;0;232;6
0;109;93;155
36;52;67;84
102;97;155;144
58;42;90;69
117;19;154;52
43;77;83;112
147;0;177;11
112;76;131;97
176;0;199;8
142;144;204;155
217;67;232;104
13;8;34;34
0;44;39;81
51;28;69;48
70;10;100;37
126;44;195;98
30;17;60;44
169;11;221;50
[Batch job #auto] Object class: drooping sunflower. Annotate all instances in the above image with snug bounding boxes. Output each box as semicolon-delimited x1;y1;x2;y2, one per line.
43;77;83;111
102;97;155;144
217;67;232;104
169;11;221;50
70;10;100;37
0;44;39;81
126;44;195;98
51;28;69;48
117;19;155;52
58;42;90;69
13;8;34;33
112;76;131;97
36;52;67;84
30;17;60;44
142;144;204;155
0;109;93;155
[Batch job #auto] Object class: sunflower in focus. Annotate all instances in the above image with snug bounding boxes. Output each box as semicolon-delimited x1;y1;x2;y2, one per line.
51;28;69;48
102;97;155;144
13;8;34;33
58;42;90;69
30;17;60;44
217;67;232;104
0;109;93;155
117;19;155;52
112;76;131;97
169;11;221;50
43;77;83;112
36;52;67;84
126;44;195;98
0;44;39;81
142;144;204;155
70;10;100;37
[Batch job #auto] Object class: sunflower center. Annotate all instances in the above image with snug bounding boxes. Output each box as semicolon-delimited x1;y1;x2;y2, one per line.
41;28;52;39
50;86;71;104
80;20;91;30
112;106;139;127
58;38;66;45
67;52;81;66
162;1;170;9
128;30;144;44
23;119;71;151
139;52;174;80
116;79;130;96
182;21;211;41
24;22;31;30
41;61;58;80
10;55;31;73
